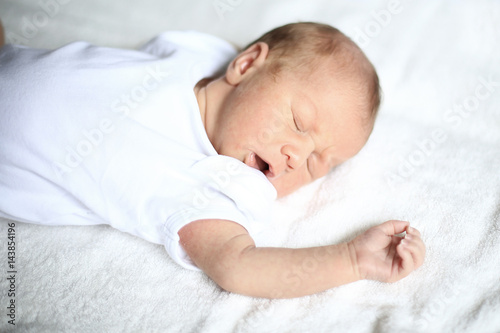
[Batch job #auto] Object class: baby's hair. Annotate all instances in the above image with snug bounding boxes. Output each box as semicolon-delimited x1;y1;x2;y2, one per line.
243;22;381;124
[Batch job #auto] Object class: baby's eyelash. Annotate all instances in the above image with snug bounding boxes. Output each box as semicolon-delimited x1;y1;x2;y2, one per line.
292;112;303;132
293;117;301;131
306;156;313;177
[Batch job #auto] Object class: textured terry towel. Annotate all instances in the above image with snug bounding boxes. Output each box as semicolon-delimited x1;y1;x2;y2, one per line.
0;0;499;332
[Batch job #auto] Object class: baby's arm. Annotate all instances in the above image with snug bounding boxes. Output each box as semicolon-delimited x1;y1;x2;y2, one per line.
179;219;425;298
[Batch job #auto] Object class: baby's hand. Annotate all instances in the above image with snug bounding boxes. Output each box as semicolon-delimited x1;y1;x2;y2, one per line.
349;220;425;283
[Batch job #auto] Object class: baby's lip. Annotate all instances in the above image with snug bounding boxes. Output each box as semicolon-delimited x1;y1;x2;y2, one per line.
244;152;275;178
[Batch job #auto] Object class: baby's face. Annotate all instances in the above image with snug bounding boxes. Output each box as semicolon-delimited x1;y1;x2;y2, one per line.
209;57;371;198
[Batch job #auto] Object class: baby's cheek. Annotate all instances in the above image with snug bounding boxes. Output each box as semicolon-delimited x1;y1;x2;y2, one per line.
310;153;335;180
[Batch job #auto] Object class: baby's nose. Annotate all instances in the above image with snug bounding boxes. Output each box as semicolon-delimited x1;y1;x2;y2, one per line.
281;139;314;171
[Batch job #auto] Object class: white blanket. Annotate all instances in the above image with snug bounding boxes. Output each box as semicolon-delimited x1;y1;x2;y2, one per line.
1;0;499;332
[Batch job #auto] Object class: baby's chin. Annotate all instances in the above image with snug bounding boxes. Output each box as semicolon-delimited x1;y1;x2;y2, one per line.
268;174;305;198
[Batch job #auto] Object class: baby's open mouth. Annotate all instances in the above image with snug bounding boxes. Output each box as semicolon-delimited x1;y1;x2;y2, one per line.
245;152;271;175
254;154;269;172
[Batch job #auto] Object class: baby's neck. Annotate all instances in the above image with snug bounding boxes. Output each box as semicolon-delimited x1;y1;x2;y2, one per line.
194;78;210;129
193;76;232;154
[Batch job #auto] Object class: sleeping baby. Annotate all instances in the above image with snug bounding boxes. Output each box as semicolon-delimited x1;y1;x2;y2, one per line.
0;21;425;298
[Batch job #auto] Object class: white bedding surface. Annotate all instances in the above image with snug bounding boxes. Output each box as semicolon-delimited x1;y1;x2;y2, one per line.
1;0;499;332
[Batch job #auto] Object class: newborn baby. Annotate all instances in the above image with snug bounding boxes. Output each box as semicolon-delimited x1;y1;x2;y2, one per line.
0;21;425;298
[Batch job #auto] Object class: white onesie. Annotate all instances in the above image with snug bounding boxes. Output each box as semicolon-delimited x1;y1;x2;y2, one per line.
0;31;277;270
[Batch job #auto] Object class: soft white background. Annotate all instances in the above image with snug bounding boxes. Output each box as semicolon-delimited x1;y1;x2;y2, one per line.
1;0;499;332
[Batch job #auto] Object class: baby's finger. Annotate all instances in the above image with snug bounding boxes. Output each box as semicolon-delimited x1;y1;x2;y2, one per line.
379;220;410;236
405;232;425;254
396;242;414;278
402;235;425;268
406;226;421;238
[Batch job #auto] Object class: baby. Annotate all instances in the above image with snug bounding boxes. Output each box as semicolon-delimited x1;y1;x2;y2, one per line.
0;21;424;298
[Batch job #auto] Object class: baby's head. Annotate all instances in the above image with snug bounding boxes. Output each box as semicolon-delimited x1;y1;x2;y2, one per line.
196;22;381;197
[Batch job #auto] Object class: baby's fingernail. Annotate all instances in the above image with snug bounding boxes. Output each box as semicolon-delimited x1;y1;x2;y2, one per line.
408;227;414;233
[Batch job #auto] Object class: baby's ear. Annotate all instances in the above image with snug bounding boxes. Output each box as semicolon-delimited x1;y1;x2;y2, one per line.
226;42;269;85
